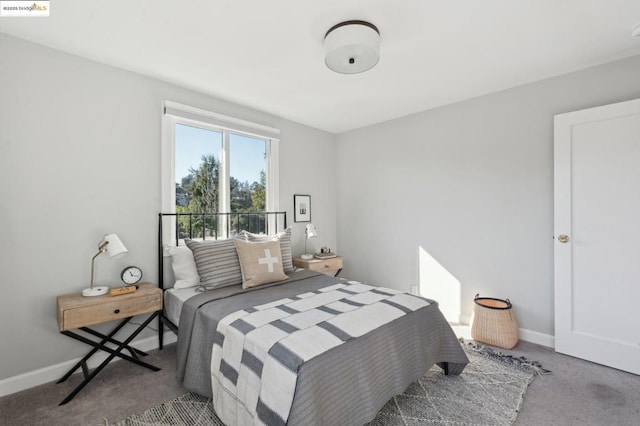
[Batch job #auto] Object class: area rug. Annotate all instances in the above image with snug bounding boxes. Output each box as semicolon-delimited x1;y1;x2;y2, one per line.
113;341;549;426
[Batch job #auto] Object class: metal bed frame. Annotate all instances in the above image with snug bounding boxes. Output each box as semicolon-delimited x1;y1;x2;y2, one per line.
156;211;287;349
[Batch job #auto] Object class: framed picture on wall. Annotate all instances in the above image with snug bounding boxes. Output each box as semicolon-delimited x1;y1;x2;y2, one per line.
294;194;311;222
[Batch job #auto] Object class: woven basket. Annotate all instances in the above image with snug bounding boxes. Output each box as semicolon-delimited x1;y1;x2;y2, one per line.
470;294;519;349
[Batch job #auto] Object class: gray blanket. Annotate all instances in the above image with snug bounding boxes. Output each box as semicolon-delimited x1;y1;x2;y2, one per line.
176;270;468;425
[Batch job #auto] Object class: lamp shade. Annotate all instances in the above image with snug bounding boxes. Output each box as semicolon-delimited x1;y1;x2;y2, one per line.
104;233;128;259
324;20;380;74
305;223;318;238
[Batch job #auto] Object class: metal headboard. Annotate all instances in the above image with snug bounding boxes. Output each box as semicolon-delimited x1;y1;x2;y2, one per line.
157;211;287;291
156;211;287;349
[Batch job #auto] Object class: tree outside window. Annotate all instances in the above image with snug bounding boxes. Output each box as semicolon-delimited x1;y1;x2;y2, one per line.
174;124;267;238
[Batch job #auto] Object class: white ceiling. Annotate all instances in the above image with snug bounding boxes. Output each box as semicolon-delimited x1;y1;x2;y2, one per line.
2;0;640;133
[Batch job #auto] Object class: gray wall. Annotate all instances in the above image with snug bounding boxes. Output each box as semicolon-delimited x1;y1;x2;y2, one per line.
336;54;640;336
2;28;639;384
0;33;336;381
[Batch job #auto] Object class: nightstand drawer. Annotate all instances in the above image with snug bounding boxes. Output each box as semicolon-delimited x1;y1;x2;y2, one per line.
293;256;343;276
57;284;162;331
306;257;343;272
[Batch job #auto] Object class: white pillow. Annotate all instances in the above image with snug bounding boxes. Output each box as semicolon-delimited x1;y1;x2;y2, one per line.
168;246;200;289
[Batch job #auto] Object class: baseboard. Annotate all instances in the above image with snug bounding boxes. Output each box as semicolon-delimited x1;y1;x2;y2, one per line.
456;316;555;348
0;332;177;398
519;328;555;348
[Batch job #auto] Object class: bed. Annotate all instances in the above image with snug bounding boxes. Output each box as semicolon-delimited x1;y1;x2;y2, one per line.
158;212;468;425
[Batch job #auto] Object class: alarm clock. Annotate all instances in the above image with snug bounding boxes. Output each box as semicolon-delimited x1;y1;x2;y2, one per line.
121;266;143;285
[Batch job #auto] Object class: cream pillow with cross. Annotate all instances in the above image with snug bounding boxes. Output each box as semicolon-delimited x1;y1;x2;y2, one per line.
235;239;288;289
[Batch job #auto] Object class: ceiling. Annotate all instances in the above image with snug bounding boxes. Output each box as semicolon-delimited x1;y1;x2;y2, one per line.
1;0;640;133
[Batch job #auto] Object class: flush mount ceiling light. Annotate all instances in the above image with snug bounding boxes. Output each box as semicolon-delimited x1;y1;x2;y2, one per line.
324;20;380;74
632;23;640;38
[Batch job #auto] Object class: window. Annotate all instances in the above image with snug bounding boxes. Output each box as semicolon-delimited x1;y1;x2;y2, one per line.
162;101;279;239
174;123;223;211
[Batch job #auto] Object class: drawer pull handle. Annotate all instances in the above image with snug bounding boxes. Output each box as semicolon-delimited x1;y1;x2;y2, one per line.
324;264;329;268
114;309;120;314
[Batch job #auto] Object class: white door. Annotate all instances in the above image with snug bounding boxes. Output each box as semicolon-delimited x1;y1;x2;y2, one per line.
554;98;640;375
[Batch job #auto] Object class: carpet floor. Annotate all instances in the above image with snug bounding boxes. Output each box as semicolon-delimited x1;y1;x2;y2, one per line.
113;342;544;426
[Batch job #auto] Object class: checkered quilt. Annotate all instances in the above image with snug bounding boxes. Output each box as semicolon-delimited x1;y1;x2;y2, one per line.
210;281;430;426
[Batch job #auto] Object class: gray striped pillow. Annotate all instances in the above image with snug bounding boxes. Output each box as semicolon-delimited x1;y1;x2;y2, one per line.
185;239;243;289
236;227;293;273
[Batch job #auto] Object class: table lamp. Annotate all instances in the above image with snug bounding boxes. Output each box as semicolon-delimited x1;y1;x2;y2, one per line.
83;233;128;297
301;223;317;260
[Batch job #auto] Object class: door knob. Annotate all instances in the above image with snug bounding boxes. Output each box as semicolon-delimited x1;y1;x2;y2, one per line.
558;234;570;243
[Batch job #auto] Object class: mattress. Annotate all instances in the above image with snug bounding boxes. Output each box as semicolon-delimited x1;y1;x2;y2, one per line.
163;287;201;326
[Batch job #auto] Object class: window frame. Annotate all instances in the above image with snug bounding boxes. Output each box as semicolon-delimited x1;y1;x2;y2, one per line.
161;101;280;218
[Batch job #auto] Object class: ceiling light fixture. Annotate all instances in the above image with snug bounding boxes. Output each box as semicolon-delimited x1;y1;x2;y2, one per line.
632;23;640;38
324;20;380;74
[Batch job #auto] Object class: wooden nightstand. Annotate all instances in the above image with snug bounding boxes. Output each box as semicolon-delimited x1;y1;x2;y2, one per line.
56;283;162;405
293;256;343;277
